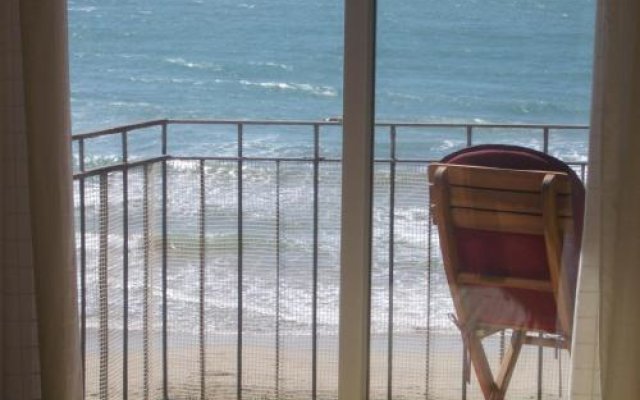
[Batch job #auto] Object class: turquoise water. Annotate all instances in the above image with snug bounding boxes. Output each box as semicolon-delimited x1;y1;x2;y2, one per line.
69;0;596;136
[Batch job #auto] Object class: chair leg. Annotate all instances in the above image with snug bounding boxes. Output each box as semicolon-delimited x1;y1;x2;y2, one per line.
466;332;497;400
492;331;525;400
465;330;526;400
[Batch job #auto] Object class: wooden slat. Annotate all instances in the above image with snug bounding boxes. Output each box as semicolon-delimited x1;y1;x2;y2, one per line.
450;207;573;234
542;174;573;339
457;272;553;292
451;207;543;234
428;163;572;194
448;186;572;217
475;321;562;336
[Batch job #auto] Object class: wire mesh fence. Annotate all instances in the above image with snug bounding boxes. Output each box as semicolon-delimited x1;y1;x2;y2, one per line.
73;120;587;399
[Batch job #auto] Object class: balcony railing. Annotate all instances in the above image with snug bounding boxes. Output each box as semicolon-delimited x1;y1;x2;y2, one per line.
72;119;588;400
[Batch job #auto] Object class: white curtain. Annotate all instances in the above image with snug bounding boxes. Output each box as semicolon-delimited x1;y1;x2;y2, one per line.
0;0;82;398
570;0;640;398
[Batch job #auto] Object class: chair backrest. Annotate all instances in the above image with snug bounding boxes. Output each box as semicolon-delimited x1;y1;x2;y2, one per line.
428;146;584;339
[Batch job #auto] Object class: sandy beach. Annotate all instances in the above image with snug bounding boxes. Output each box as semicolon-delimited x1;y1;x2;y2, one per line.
84;330;569;399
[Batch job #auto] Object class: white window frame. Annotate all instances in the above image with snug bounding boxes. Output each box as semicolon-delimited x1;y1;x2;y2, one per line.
338;0;377;398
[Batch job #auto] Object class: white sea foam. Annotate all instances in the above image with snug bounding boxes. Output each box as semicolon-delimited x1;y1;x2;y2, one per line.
165;57;222;71
128;76;205;85
387;92;423;101
109;101;154;108
70;6;97;13
118;53;148;59
437;139;459;151
472;118;491;124
239;80;337;97
75;161;479;334
249;61;293;71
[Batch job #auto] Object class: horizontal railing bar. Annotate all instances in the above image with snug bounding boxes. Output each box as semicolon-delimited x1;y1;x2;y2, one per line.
377;158;588;166
169;156;445;163
72;119;589;142
166;119;589;129
173;156;587;166
72;156;170;179
167;119;341;126
170;155;331;162
72;155;587;179
71;117;590;178
73;119;168;140
167;119;588;130
376;122;588;130
174;156;341;163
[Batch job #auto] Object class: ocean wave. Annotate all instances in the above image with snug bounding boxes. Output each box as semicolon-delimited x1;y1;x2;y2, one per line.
69;6;97;13
386;92;423;101
109;101;157;108
239;80;337;97
128;76;205;85
249;61;293;71
165;57;222;71
118;53;149;59
80;154;124;170
436;139;461;151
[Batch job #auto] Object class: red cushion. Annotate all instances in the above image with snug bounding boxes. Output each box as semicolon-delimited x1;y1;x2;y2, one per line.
440;145;585;334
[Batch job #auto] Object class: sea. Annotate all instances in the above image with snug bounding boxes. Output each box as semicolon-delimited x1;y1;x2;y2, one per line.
69;0;595;133
69;0;596;336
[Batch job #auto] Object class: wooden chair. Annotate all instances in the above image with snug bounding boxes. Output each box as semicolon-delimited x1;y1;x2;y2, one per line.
428;145;584;400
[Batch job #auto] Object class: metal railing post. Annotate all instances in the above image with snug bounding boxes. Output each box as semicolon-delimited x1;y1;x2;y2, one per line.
543;127;550;154
425;212;432;400
387;125;396;400
312;124;320;400
161;122;169;399
122;130;129;400
199;159;206;399
538;332;544;400
558;349;563;398
275;160;281;399
79;139;87;396
462;345;468;400
99;173;109;400
237;123;244;400
142;164;150;400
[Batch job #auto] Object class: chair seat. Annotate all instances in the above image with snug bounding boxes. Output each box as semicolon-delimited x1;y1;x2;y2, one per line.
462;286;559;333
455;227;560;334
